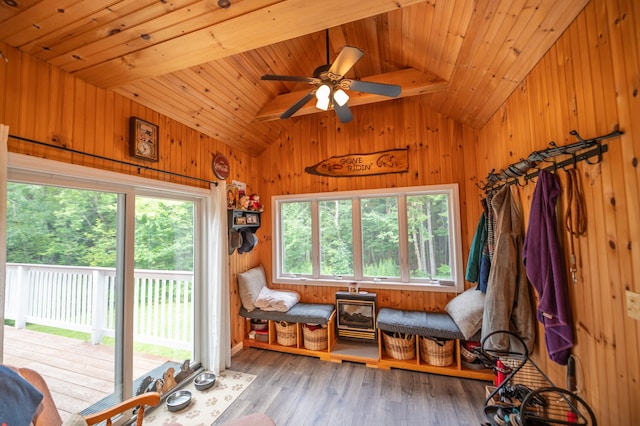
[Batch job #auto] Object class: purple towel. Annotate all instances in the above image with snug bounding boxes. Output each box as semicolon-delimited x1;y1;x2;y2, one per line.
0;366;44;426
522;170;574;365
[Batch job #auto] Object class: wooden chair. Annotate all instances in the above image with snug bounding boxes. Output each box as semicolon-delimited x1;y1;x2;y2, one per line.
16;367;161;426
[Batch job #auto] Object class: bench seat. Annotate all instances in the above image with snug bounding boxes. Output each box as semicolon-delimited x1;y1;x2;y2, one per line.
376;307;481;341
239;303;335;325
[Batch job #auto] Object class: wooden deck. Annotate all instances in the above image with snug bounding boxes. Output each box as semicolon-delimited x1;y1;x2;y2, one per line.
2;325;169;421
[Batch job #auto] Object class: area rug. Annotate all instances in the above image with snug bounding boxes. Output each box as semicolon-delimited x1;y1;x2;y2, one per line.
143;370;256;426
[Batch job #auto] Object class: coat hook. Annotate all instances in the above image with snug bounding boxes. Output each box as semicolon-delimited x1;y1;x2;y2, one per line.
0;50;8;63
585;143;604;165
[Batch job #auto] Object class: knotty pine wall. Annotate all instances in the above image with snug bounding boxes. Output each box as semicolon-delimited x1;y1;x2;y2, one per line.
471;0;640;423
1;0;638;422
0;40;262;356
255;0;639;423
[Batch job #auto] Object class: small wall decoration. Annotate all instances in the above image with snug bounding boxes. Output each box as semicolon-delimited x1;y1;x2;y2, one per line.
305;148;409;177
212;153;230;179
246;213;259;224
130;117;159;161
227;185;239;209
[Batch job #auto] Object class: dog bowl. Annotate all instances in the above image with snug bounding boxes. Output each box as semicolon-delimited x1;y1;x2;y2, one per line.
166;390;192;412
194;372;217;391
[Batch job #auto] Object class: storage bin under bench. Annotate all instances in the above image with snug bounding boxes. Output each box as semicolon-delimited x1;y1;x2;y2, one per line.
240;303;336;359
376;308;492;380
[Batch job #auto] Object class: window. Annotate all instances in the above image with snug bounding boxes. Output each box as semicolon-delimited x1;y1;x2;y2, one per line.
273;185;463;292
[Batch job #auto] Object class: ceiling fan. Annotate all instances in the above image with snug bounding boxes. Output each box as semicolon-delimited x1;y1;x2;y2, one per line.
261;30;401;123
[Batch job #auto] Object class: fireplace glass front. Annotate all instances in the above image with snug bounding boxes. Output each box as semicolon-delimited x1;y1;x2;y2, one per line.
335;292;377;342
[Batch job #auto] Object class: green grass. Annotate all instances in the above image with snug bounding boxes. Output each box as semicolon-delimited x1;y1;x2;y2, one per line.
5;321;191;361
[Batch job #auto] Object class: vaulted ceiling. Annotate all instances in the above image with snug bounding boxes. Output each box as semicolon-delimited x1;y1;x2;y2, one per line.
0;0;589;156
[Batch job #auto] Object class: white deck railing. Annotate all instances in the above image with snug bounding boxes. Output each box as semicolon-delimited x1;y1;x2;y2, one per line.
4;263;193;350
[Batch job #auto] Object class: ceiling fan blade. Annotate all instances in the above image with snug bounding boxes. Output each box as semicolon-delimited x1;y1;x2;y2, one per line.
346;79;401;97
280;91;315;119
328;46;364;79
261;74;316;83
334;102;353;123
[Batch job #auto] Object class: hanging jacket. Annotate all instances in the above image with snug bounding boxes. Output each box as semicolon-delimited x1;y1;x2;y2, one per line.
466;210;491;293
522;170;574;365
481;185;535;353
465;212;486;283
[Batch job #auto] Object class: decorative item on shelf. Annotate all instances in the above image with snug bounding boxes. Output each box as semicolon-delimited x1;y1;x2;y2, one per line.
238;195;250;210
246;213;259;225
235;216;247;225
129;116;159;162
348;282;358;294
248;193;263;212
227;185;238;209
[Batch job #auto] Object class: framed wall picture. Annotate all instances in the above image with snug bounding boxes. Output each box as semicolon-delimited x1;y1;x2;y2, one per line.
227;185;239;209
130;117;159;161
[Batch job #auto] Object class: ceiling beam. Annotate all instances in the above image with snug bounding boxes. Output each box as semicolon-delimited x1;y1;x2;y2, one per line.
255;68;448;121
73;0;425;89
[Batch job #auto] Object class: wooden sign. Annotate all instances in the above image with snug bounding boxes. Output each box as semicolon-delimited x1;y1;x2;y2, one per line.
305;148;409;177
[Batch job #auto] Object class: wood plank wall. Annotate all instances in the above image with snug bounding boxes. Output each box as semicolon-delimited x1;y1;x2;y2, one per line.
2;0;638;422
0;39;262;359
255;0;639;423
470;0;640;423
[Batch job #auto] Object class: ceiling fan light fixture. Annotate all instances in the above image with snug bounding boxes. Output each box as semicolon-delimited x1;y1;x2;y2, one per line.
315;84;330;101
316;96;330;111
333;89;349;107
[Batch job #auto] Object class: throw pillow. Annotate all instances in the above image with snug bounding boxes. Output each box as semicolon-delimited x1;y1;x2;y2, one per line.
238;265;267;312
445;286;485;340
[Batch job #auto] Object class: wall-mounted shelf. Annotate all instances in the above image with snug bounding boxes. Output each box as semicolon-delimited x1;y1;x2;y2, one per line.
228;209;261;233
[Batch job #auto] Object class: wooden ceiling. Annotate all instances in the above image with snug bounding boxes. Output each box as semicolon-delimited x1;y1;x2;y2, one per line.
0;0;589;156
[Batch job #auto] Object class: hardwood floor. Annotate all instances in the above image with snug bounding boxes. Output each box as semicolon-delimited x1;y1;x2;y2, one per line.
216;348;490;425
2;325;168;420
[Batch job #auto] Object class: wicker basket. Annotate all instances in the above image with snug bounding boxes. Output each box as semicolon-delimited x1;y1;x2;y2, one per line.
420;336;454;366
303;324;328;351
275;321;297;346
383;331;416;360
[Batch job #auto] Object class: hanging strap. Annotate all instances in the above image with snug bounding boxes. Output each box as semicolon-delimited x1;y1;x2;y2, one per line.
564;168;587;284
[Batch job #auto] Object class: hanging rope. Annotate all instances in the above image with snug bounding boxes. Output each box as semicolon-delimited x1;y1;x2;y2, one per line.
564;167;587;284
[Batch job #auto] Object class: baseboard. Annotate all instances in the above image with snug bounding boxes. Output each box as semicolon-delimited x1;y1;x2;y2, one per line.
231;341;244;356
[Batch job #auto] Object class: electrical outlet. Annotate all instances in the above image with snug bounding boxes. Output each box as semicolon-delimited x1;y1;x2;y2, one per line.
627;290;640;320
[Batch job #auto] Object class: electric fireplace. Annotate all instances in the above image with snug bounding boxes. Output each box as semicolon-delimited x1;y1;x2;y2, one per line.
335;291;377;342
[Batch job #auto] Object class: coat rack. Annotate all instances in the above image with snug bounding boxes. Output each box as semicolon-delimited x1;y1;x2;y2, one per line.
477;129;623;192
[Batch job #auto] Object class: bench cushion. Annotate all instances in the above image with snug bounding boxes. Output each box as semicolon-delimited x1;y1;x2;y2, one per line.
377;308;480;341
240;303;335;324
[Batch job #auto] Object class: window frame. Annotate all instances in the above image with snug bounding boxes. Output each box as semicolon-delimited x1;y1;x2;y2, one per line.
272;184;464;293
6;152;209;405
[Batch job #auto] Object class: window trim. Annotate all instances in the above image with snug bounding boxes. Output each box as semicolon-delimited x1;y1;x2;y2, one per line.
7;152;208;400
272;184;464;293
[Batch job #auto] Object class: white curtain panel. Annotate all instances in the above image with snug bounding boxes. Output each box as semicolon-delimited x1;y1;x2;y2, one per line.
0;124;8;364
203;181;231;373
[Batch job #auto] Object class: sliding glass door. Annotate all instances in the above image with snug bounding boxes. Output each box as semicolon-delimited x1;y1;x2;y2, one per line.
4;173;199;421
131;195;195;395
